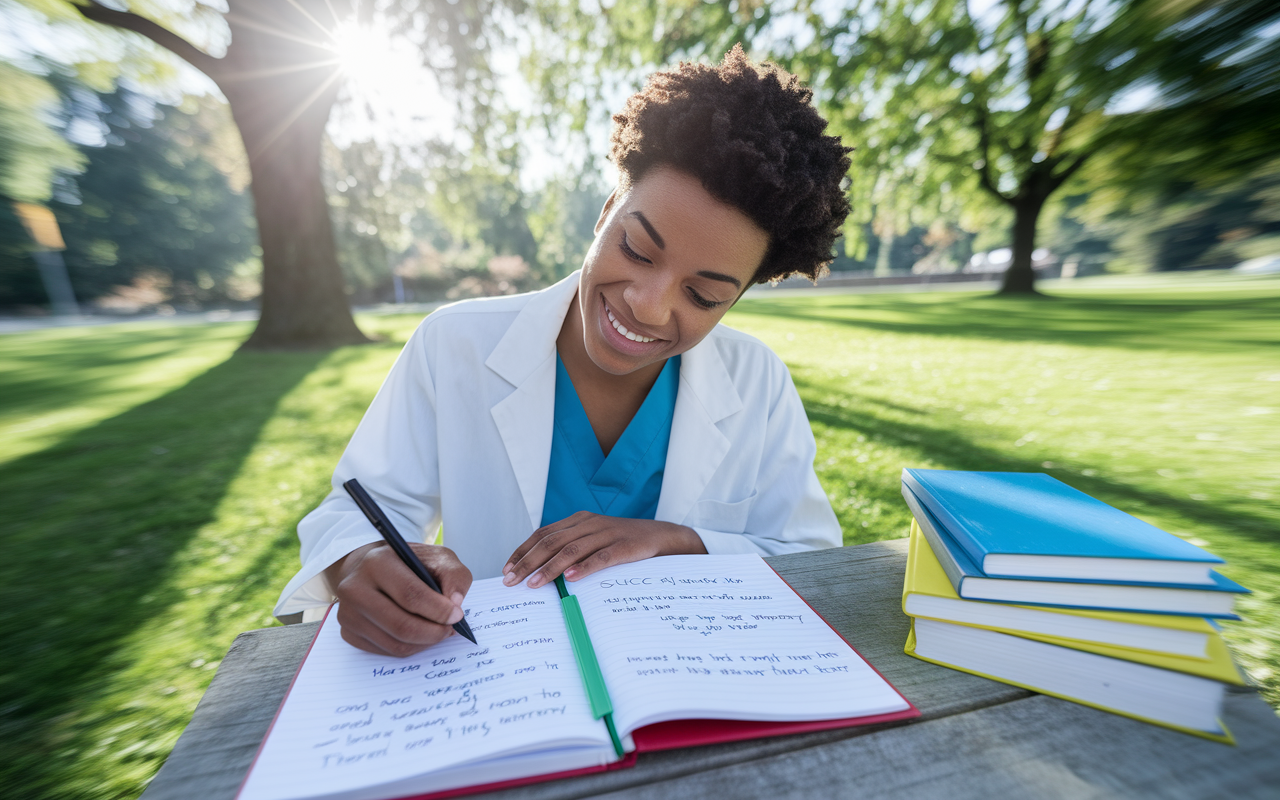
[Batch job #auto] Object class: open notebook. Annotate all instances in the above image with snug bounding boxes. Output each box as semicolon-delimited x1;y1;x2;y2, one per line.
238;555;916;800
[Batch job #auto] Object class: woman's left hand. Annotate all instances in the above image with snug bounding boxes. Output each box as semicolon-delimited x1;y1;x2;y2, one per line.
503;512;707;589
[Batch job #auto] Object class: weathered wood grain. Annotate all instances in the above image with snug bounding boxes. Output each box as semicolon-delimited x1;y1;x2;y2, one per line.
585;690;1280;800
141;622;321;800
139;540;1280;800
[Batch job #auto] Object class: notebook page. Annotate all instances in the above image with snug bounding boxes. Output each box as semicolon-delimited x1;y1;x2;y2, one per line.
567;554;910;735
239;579;612;800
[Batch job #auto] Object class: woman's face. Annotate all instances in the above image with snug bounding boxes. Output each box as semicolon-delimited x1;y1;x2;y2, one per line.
576;166;769;376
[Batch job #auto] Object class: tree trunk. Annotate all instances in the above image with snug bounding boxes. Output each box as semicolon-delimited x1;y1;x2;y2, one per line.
874;226;896;276
230;93;370;349
999;195;1045;294
79;0;371;350
221;1;371;349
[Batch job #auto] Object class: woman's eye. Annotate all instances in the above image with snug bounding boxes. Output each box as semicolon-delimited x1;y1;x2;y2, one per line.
619;234;652;264
688;288;724;310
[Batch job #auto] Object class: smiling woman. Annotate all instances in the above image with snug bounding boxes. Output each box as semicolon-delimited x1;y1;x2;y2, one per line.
280;45;856;658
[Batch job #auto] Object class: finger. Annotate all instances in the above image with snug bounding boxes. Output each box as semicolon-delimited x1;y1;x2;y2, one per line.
412;544;472;605
504;512;594;576
505;524;594;587
562;542;620;581
335;599;441;657
503;521;588;586
339;625;395;656
527;531;616;589
345;608;450;658
346;579;459;649
371;550;465;625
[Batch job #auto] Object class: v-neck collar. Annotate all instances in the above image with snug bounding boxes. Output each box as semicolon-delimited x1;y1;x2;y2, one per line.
553;353;680;514
486;270;745;531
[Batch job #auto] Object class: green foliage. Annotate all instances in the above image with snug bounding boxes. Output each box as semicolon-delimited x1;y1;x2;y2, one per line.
523;0;777;133
0;61;83;204
526;169;609;282
535;0;1279;280
324;138;425;299
805;0;1280;275
1098;0;1280;197
426;132;539;275
324;111;574;302
0;50;256;312
0;60;86;306
6;0;195;93
1045;160;1280;272
43;85;258;308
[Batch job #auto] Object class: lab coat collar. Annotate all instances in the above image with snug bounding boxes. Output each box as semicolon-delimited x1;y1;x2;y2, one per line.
487;272;579;532
655;326;743;525
485;271;579;388
486;270;745;531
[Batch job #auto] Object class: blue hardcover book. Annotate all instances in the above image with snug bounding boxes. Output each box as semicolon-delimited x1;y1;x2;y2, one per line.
901;469;1236;586
900;482;1243;618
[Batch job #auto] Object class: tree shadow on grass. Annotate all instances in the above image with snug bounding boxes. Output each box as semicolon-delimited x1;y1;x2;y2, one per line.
0;324;250;424
735;292;1280;353
791;374;1278;551
0;349;326;795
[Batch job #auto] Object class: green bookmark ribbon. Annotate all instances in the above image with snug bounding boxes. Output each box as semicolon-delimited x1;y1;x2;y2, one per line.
555;575;624;757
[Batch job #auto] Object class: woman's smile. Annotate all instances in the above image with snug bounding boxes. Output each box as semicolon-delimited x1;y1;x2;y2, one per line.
606;301;658;343
599;295;667;357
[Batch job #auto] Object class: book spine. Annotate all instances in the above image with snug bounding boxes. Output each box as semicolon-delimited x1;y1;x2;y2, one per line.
901;486;968;594
901;469;990;571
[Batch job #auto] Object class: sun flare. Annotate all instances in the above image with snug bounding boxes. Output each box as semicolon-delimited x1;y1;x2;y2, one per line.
332;22;397;91
327;20;450;144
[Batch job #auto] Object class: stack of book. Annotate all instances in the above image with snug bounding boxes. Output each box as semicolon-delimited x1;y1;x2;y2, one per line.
899;468;1249;743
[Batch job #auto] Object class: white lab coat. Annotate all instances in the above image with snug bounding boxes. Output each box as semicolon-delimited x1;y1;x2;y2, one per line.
274;271;840;618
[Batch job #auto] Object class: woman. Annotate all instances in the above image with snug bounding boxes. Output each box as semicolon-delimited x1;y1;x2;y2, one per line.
275;46;853;657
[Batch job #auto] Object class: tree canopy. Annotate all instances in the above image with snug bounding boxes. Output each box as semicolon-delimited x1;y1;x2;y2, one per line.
541;0;1279;290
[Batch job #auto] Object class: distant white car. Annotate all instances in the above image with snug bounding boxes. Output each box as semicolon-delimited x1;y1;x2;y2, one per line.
1233;255;1280;274
964;248;1054;273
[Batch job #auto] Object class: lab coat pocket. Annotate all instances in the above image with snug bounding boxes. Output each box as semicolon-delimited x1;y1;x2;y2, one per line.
686;492;757;533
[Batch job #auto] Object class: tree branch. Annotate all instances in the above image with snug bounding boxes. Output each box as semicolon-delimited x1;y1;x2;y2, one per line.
974;104;1016;206
77;1;223;78
1048;151;1090;193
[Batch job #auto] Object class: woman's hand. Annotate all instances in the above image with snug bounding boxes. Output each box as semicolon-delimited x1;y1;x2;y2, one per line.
324;542;473;657
503;512;707;589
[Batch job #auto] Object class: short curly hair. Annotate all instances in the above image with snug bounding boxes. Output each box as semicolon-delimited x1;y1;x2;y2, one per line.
610;45;852;285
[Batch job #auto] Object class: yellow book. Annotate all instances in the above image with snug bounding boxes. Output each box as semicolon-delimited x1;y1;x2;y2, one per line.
904;522;1243;684
905;619;1234;744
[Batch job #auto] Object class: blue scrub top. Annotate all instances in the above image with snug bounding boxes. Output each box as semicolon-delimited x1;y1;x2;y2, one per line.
540;353;681;528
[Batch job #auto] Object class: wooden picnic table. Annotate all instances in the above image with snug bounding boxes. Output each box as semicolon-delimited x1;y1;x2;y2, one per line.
140;539;1280;799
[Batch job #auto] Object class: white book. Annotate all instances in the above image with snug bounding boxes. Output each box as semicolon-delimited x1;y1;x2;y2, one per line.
907;618;1230;741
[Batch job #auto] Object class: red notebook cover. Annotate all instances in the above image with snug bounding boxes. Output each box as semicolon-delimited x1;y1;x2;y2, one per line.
394;704;920;800
240;566;919;800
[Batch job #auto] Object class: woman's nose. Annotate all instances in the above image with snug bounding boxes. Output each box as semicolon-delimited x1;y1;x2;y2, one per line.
623;277;675;328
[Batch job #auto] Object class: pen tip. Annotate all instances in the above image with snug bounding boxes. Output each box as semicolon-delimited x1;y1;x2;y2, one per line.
456;620;477;645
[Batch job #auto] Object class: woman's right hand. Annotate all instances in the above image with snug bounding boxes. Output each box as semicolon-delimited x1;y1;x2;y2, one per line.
324;542;473;657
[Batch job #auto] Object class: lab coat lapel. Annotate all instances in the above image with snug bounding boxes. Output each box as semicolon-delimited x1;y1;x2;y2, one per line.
656;333;743;525
487;273;580;531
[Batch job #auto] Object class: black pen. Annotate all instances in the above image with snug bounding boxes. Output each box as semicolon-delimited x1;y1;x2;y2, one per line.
342;478;477;645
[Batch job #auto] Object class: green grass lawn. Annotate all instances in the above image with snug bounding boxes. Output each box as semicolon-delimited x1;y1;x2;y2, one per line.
1;271;1277;799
